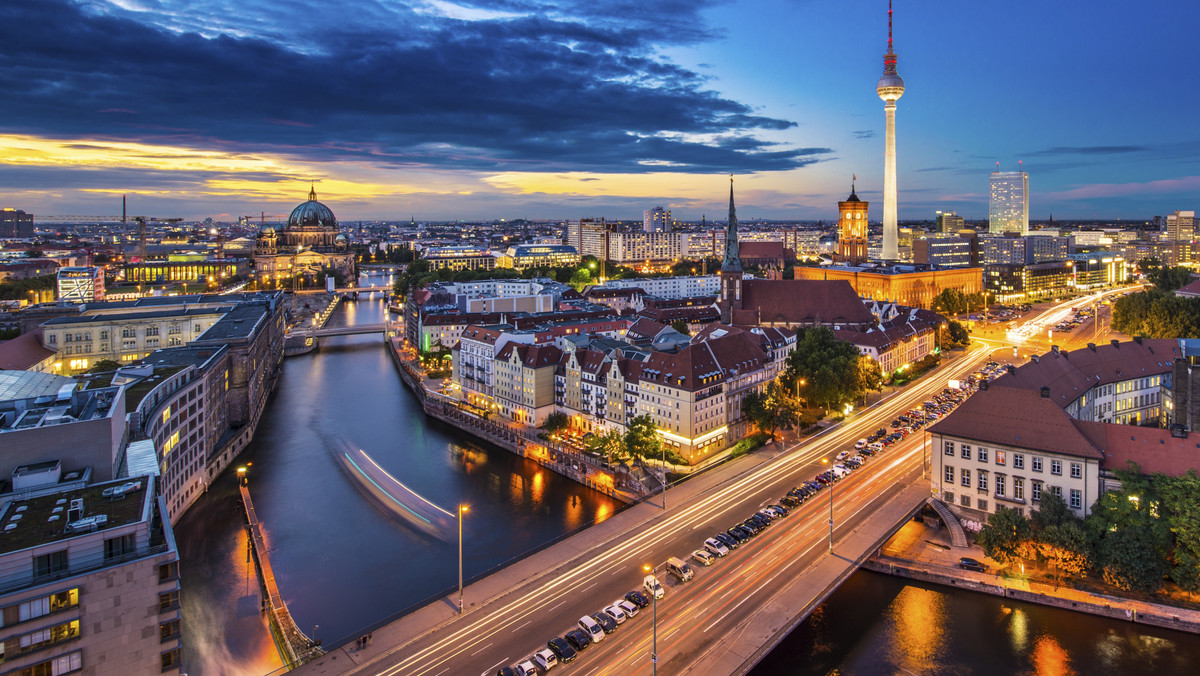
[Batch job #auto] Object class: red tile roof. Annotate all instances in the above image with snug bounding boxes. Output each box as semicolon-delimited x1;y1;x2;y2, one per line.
0;329;55;371
1087;424;1200;477
735;279;875;327
992;339;1178;408
928;385;1104;460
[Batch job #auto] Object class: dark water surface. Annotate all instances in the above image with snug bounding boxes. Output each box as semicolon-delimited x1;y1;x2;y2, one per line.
176;273;619;674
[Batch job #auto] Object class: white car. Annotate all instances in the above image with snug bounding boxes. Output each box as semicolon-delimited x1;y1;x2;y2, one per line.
578;615;604;643
533;649;558;671
704;538;729;557
617;598;640;618
515;660;538;676
643;574;665;599
854;438;868;449
836;450;851;461
604;604;627;624
692;549;716;566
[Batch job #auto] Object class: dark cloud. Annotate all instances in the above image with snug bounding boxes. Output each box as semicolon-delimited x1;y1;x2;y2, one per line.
851;130;875;139
0;0;822;174
1026;145;1147;156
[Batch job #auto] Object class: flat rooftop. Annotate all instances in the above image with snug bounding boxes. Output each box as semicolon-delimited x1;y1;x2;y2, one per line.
0;477;149;554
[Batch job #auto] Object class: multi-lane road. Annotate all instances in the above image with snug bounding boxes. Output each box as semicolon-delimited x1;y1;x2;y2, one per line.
299;339;1009;676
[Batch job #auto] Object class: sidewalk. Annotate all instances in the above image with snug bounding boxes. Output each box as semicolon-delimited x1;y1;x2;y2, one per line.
866;519;1200;636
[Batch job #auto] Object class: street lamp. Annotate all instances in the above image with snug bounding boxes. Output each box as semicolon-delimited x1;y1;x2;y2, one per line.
458;505;469;614
236;465;247;486
821;458;833;553
642;563;658;675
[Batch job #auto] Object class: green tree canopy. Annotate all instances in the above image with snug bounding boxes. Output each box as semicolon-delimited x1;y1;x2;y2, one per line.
670;319;690;336
1111;290;1200;339
542;411;570;433
624;415;663;461
85;359;123;374
585;429;626;463
1149;266;1194;293
782;327;872;410
976;506;1031;564
741;382;796;440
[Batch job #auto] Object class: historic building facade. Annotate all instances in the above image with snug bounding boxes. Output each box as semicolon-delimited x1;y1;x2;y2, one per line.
253;187;355;286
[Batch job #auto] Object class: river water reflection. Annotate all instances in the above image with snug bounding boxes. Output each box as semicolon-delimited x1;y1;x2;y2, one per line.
176;273;619;674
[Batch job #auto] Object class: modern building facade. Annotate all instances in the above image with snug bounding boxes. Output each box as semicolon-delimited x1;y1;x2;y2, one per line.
496;244;580;269
0;208;34;238
936;210;965;233
56;267;105;304
911;235;974;267
643;207;672;233
983;261;1074;303
989;171;1030;235
421;246;497;271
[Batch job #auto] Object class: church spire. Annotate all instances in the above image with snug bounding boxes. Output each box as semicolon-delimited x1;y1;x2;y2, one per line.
721;174;742;272
308;183;317;202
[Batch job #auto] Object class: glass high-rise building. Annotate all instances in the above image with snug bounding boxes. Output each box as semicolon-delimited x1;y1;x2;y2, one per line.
989;171;1029;235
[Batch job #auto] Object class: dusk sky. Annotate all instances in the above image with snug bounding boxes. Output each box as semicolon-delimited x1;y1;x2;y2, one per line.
2;0;1198;223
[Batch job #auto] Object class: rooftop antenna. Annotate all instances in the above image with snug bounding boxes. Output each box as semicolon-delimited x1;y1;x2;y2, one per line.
995;161;1000;172
1019;159;1023;173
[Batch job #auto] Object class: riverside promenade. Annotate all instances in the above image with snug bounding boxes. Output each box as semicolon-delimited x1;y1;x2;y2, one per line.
240;482;324;669
865;517;1200;635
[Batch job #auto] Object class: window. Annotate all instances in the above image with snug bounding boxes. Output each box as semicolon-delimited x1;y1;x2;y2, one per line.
158;591;180;613
945;466;955;483
944;491;955;504
158;561;179;583
1051;460;1062;476
1032;481;1042;502
961;468;971;487
1014;477;1024;500
122;328;135;338
162;648;182;672
1070;489;1082;510
1032;456;1043;473
960;495;971;507
978;447;989;463
978;471;988;491
995;475;1006;497
146;326;160;337
168;325;181;335
978;499;988;511
996;450;1007;466
1014;453;1024;470
160;619;180;643
16;619;79;654
944;441;955;456
47;334;56;345
33;551;68;580
100;331;108;340
1051;485;1063;498
1070;463;1082;479
64;334;72;343
16;650;81;676
960;444;971;460
103;533;136;561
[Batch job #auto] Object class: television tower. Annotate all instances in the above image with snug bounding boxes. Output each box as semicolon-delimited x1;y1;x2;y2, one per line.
877;0;905;261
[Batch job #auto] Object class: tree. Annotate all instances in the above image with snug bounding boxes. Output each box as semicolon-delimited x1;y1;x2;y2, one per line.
976;507;1031;565
586;429;626;463
624;415;663;462
931;288;968;316
85;359;122;374
1137;256;1163;274
856;356;883;394
741;382;796;440
1112;290;1200;339
1040;522;1091;580
782;327;869;410
1149;266;1194;293
670;319;690;336
542;411;570;433
1030;491;1079;532
1155;470;1200;593
23;249;44;259
945;320;970;348
1097;527;1168;592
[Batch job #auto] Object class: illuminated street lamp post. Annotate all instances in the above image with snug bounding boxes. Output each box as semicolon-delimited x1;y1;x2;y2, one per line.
821;458;833;553
642;563;658;676
458;505;469;614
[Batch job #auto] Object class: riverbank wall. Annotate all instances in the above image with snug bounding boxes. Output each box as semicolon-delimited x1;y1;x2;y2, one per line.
387;337;637;503
863;555;1200;635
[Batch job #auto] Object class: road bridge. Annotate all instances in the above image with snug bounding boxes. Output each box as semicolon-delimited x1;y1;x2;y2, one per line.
294;344;994;675
288;323;389;338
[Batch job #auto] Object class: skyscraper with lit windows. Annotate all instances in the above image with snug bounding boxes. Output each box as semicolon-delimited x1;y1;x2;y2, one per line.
989;171;1029;235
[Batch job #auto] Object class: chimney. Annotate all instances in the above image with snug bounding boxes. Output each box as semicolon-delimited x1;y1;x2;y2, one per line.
1088;343;1096;352
1134;336;1144;345
1031;354;1040;364
1007;364;1017;375
980;380;989;391
1111;339;1120;349
1040;386;1051;398
1051;345;1060;354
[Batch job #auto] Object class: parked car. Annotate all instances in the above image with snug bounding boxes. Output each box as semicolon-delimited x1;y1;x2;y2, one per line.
532;648;558;671
578;615;605;642
714;532;740;550
564;629;591;652
547;637;576;664
625;590;651;608
854;438;868;449
836;450;851;461
768;504;789;517
666;556;695;582
497;667;519;676
643;574;665;599
592;611;617;634
780;495;802;508
603;604;627;625
514;661;538;676
959;557;987;573
617;598;640;618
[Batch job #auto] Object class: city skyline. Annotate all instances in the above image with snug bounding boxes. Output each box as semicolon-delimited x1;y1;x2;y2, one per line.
2;1;1198;222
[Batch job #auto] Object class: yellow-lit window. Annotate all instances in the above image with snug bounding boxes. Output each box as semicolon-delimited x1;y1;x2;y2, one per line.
162;406;171;425
68;358;89;371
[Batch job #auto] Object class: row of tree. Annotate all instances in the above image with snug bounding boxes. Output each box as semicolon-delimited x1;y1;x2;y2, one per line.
545;413;681;465
976;467;1200;593
1111;289;1200;339
0;274;56;301
930;288;989;316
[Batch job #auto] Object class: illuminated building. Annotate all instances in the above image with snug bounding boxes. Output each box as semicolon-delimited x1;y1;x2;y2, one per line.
793;263;983;310
124;259;249;285
56;267;105;304
989;171;1030;235
1165;210;1195;265
422;246;497;271
983;260;1074;302
643;206;672;233
836;181;869;265
0;208;34;238
877;0;905;260
936;210;964;233
252;187;355;286
496;244;580;269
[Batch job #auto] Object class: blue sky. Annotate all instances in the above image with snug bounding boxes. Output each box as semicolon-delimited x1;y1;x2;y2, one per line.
1;0;1197;222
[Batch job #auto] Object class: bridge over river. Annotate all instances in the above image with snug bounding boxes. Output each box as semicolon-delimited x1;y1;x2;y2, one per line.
293;345;991;676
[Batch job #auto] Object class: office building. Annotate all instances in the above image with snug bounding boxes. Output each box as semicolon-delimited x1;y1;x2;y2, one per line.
0;208;34;238
936;210;965;234
57;267;105;304
1165;210;1195;266
984;261;1074;302
496;244;580;270
643;207;672;233
989;171;1030;235
912;235;974;267
421;246;497;271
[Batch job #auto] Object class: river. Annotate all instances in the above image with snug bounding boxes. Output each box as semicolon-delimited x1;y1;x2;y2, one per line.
175;271;620;674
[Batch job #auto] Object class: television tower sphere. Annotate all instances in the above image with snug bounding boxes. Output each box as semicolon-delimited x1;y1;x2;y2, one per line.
877;71;905;102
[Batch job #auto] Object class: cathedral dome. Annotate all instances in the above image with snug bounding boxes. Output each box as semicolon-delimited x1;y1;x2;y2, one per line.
288;186;337;229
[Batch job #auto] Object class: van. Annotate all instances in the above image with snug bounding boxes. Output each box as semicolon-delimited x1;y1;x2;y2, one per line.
666;556;694;582
643;574;665;599
578;615;605;643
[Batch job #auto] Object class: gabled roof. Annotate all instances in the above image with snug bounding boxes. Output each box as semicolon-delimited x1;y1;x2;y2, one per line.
738;241;786;259
627;317;671;342
736;279;875;327
1087;424;1200;477
928;385;1104;460
992;339;1178;408
1174;279;1200;297
0;329;55;371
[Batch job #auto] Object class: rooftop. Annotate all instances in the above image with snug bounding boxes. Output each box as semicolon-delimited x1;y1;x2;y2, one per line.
0;477;149;554
0;370;75;402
